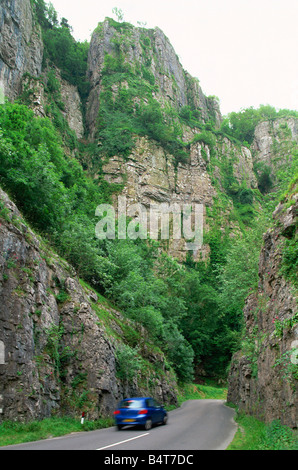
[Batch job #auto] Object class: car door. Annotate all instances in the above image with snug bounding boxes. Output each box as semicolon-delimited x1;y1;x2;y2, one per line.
152;399;164;422
146;398;158;423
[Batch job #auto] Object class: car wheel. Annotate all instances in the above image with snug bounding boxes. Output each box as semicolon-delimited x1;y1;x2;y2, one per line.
162;415;168;425
117;425;123;430
144;419;152;430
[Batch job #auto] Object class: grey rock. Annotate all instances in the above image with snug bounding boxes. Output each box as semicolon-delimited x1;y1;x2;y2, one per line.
0;0;43;100
0;187;178;422
228;194;298;428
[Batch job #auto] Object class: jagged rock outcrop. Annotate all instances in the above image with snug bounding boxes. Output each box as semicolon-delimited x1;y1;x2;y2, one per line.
251;117;298;183
0;0;83;139
228;190;298;428
0;188;177;422
86;19;221;138
21;69;84;139
85;19;259;260
0;0;43;100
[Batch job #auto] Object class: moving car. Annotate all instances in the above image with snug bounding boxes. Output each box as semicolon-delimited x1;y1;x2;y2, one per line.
113;397;168;430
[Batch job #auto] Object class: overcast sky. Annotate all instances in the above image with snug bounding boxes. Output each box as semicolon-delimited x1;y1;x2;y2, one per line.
49;0;298;116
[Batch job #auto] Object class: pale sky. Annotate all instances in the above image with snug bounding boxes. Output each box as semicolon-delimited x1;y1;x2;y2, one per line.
49;0;298;116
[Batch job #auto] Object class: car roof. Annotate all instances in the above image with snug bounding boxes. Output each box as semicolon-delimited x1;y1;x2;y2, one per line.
121;397;151;401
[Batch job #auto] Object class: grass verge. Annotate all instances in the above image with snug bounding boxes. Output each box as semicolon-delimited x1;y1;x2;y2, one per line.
0;416;114;447
226;409;298;450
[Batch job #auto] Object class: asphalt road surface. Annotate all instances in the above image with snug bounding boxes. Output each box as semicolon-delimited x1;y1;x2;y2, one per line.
1;400;237;451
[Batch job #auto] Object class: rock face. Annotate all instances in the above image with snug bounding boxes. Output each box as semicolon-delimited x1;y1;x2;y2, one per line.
0;188;177;422
228;191;298;428
0;0;43;100
251;118;298;181
21;69;84;139
85;19;259;260
102;134;257;260
59;77;84;139
0;6;259;261
86;19;221;138
0;0;83;139
102;137;215;260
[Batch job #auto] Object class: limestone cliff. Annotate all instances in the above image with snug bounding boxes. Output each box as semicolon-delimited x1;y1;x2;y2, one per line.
252;117;298;190
252;118;298;167
0;0;83;140
228;188;298;428
0;0;43;100
102;134;257;261
85;18;259;260
21;68;84;139
86;19;221;139
0;188;177;422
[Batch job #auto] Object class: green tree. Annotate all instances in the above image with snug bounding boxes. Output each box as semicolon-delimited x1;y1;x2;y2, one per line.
115;344;142;383
217;218;266;327
163;323;194;383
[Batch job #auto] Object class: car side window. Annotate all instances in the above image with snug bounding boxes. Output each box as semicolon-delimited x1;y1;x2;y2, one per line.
146;398;155;407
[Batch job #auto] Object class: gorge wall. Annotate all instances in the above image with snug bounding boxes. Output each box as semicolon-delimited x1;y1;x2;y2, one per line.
85;18;260;261
0;0;43;100
0;187;177;422
227;117;298;429
86;19;222;138
228;189;298;428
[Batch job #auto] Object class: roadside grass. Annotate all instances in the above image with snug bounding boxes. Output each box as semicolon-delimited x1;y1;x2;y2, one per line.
0;416;114;447
226;410;298;450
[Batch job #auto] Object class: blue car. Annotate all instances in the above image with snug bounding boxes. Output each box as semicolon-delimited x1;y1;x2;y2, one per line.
113;397;168;430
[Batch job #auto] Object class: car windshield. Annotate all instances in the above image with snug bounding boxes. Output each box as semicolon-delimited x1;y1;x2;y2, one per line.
119;400;144;409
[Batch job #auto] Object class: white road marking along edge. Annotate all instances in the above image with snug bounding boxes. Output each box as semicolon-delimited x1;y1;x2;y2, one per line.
96;432;150;450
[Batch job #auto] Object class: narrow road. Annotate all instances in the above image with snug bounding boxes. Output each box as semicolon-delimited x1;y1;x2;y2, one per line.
1;400;237;451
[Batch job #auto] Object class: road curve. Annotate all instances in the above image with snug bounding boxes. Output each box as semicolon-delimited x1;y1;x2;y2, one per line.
1;400;237;451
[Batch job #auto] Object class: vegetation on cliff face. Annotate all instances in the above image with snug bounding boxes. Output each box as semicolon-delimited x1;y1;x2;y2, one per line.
31;0;90;104
1;1;297;386
221;106;298;199
0;101;193;381
221;105;298;146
